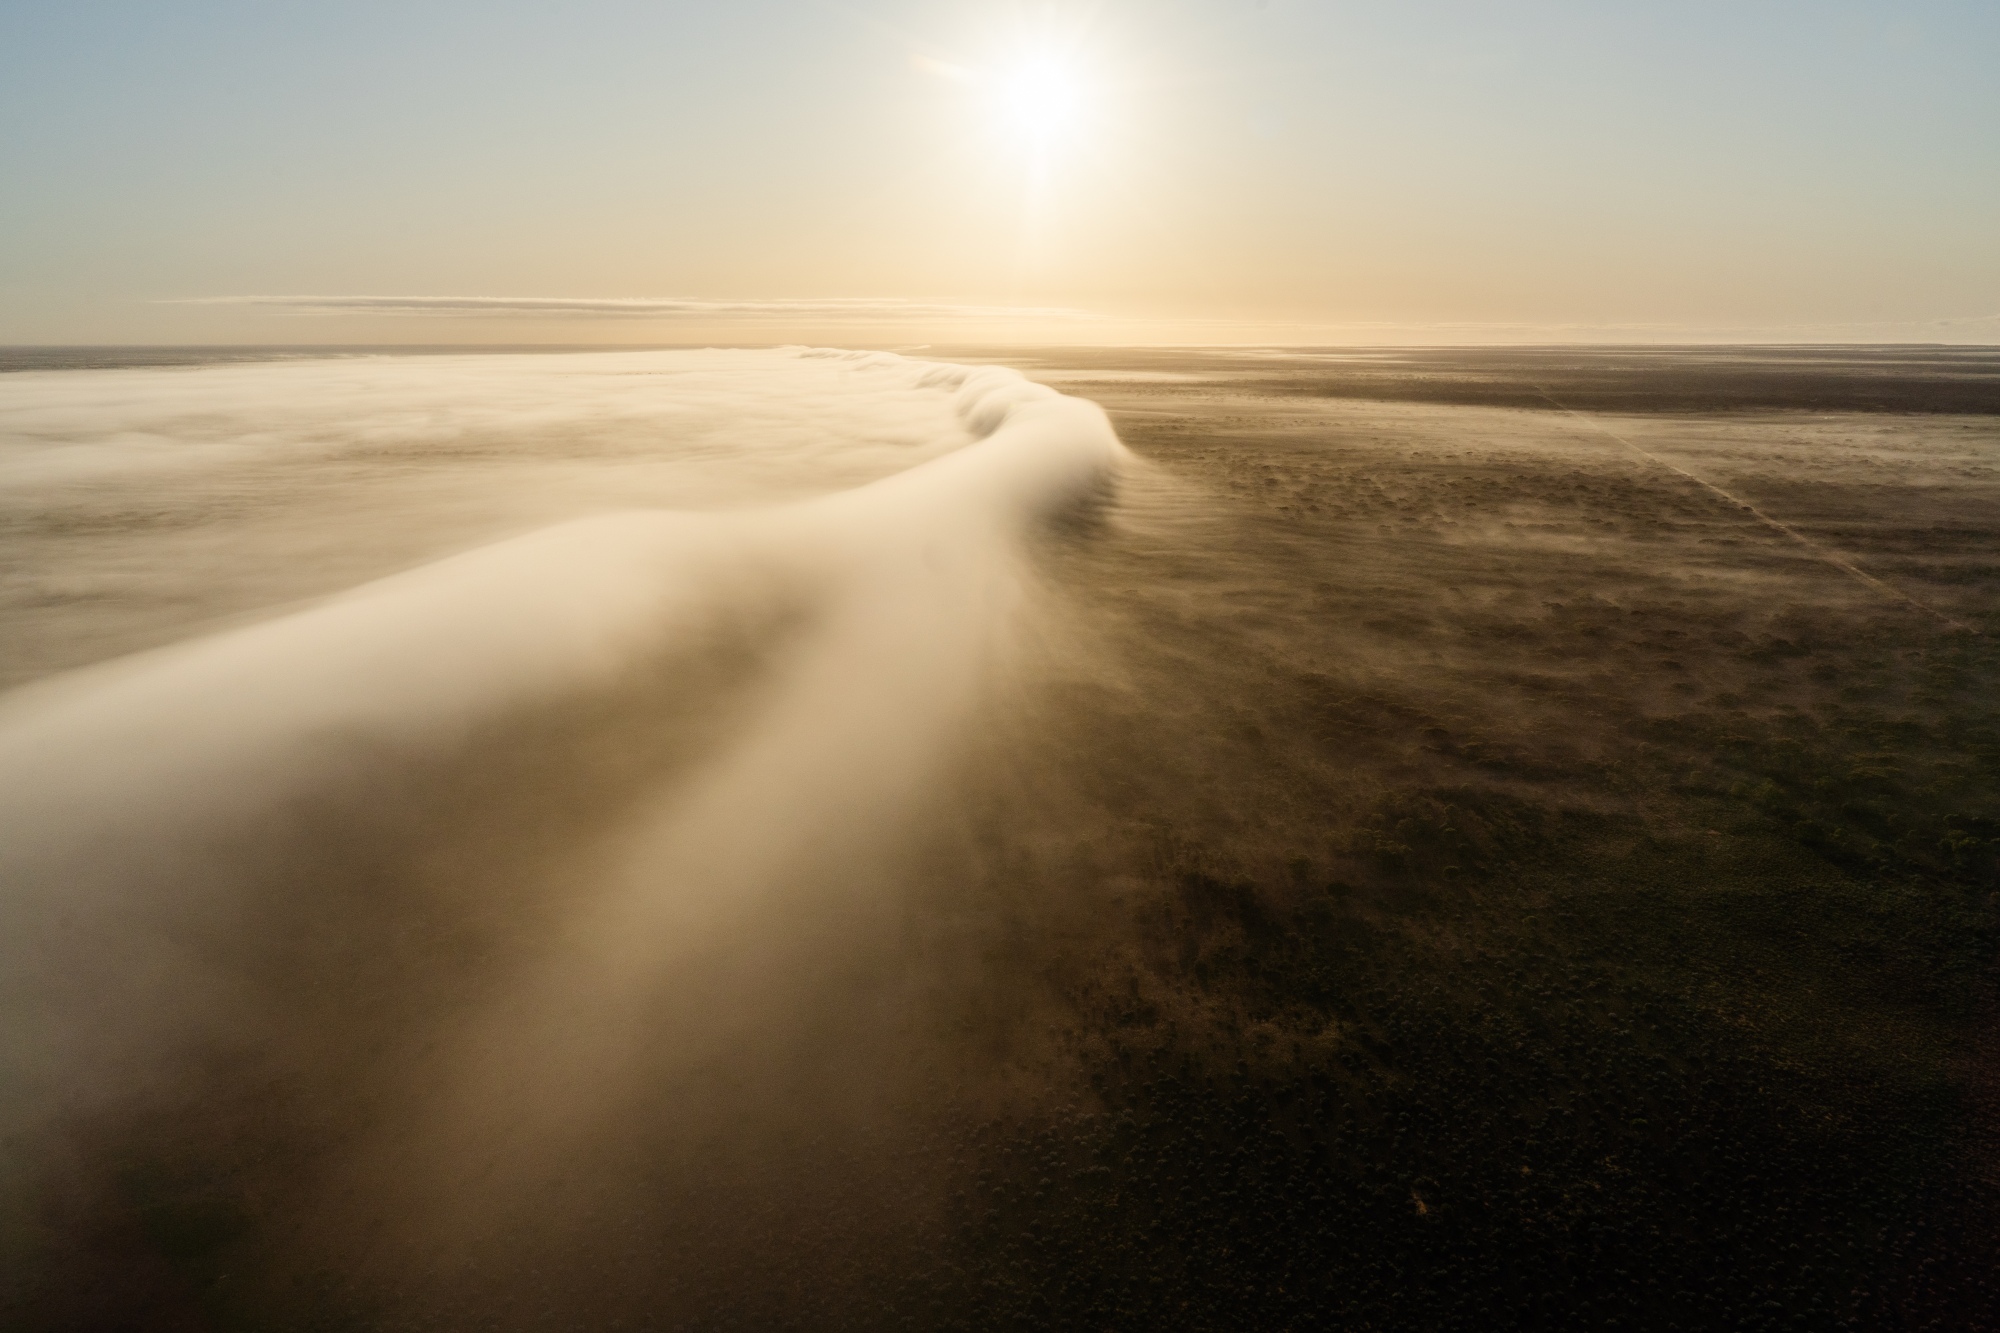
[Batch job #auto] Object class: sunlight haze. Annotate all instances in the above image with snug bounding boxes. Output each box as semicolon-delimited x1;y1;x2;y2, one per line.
3;0;1996;345
7;5;2000;1327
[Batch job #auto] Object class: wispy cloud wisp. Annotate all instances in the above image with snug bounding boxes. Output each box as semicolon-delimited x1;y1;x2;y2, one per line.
168;295;1095;322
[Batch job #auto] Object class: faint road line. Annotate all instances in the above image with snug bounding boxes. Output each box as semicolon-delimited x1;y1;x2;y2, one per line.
1532;387;1977;635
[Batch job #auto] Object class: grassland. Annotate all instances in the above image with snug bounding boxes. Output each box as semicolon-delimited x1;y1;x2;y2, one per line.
8;347;1997;1331
878;348;2000;1331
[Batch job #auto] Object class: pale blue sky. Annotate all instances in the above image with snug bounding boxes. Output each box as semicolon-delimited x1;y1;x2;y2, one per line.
2;0;1995;343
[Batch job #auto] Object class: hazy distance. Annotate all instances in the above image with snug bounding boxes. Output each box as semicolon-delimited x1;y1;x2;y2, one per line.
2;0;1997;346
3;2;1998;1329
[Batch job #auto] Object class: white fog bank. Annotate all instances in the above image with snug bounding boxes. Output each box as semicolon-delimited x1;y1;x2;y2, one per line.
0;348;1127;1259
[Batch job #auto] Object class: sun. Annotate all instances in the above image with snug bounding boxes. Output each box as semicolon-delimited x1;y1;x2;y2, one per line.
996;55;1089;148
911;26;1107;163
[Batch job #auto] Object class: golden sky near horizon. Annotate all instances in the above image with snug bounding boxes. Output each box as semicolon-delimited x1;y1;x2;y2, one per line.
2;1;1997;345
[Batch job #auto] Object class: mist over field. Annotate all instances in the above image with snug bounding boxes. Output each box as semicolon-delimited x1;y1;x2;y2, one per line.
3;345;1998;1329
6;0;1998;1324
0;348;1129;1318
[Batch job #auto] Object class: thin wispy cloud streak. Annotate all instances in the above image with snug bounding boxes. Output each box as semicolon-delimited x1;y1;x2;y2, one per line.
159;300;2000;345
169;295;1096;322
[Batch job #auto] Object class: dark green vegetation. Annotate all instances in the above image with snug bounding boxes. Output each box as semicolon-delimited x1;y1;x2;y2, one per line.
8;348;1997;1331
1000;344;2000;415
898;353;2000;1330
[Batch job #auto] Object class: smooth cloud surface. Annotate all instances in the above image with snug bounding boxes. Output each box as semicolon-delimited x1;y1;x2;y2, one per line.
0;347;1128;1277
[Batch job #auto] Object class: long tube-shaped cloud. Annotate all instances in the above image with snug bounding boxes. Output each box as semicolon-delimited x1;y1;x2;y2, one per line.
0;351;1127;1266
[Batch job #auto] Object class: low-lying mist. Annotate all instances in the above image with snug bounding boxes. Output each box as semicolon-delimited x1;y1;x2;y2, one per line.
1;348;1132;1322
5;344;1995;1330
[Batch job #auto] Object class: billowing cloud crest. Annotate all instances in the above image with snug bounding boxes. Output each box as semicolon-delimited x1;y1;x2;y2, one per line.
0;348;1128;1288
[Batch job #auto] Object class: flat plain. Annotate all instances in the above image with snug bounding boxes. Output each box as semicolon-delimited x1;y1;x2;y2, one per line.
905;344;2000;1331
7;345;1999;1331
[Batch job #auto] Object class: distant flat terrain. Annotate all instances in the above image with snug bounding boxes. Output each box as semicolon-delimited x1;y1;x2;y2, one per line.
6;346;1996;1331
1002;342;2000;413
927;344;2000;1331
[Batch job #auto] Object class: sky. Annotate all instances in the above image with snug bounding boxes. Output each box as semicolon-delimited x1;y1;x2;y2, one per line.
2;0;1997;346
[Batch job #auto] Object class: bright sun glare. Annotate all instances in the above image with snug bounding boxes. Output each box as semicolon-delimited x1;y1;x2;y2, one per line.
995;56;1088;148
